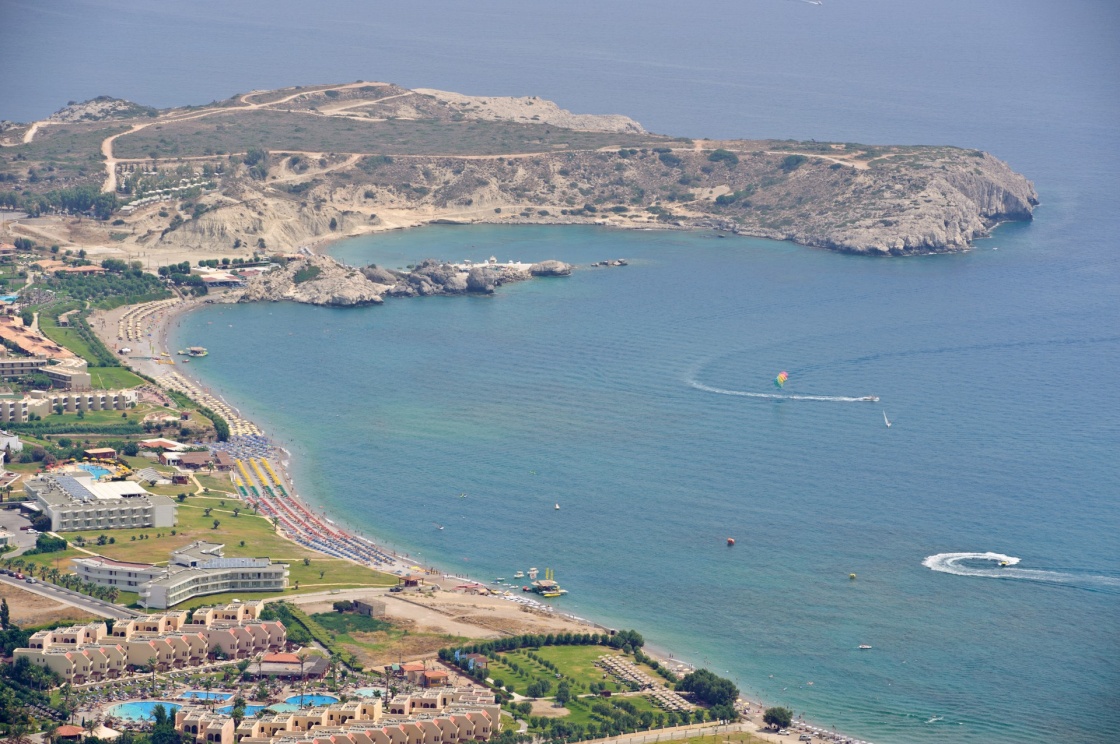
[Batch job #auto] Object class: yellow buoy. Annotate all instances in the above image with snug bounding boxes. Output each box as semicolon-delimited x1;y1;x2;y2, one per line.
849;573;857;580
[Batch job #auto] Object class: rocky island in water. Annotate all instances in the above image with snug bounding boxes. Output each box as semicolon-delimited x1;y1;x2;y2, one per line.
1;81;1038;309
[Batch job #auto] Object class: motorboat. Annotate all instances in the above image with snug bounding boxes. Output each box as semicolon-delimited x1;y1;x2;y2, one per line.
858;644;872;650
513;571;525;579
860;396;879;402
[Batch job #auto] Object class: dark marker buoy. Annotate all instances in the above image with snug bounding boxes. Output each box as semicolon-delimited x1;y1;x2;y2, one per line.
727;538;735;546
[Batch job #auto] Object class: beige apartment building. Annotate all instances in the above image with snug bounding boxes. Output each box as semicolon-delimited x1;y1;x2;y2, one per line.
13;603;286;684
172;687;498;744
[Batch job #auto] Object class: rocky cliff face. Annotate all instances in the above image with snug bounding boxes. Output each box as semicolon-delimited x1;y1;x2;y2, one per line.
236;255;385;306
233;256;570;307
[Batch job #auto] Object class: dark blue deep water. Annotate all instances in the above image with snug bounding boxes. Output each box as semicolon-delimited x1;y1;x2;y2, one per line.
4;1;1118;741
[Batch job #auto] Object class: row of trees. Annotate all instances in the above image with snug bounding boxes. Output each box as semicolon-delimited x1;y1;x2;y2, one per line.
0;557;122;604
439;628;646;664
0;186;118;220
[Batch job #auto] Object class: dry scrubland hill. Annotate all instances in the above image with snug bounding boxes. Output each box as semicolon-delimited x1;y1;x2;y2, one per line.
2;82;1037;255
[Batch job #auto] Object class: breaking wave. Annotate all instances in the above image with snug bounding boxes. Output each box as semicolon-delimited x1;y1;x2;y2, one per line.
922;552;1120;590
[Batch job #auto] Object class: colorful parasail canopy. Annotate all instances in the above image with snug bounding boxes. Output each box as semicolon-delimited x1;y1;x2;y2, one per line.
774;371;789;388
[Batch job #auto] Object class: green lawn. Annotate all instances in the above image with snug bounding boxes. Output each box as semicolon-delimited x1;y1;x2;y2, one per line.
86;367;146;389
491;646;632;697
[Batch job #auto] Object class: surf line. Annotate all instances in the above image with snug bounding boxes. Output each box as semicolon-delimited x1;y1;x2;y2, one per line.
688;378;874;403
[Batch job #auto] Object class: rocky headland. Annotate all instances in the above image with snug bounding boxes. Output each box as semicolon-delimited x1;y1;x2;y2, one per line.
231;254;573;307
1;82;1038;258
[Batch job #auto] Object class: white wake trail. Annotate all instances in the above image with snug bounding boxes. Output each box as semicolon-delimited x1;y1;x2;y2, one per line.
923;552;1120;588
688;378;872;403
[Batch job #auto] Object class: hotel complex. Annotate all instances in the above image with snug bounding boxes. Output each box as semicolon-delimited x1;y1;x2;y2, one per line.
175;687;499;744
74;540;289;609
13;602;286;684
25;472;177;532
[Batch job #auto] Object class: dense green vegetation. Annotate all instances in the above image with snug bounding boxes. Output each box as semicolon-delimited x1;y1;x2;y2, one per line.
41;264;169;306
260;602;362;670
0;184;117;219
292;265;322;283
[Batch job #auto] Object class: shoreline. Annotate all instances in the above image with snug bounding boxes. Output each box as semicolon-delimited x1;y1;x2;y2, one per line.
86;268;870;744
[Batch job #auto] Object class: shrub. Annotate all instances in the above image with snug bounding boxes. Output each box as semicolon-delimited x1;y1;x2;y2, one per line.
708;149;739;166
779;154;807;172
293;265;322;284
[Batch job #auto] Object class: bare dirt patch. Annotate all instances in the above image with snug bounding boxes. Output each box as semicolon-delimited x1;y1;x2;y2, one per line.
0;582;97;626
530;700;570;717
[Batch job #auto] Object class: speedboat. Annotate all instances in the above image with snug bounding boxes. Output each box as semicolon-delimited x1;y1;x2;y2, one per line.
858;644;872;650
513;571;524;578
860;396;880;402
998;561;1010;567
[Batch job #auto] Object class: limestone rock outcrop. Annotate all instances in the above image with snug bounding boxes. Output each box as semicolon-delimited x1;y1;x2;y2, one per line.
235;255;384;307
529;260;573;277
232;255;564;307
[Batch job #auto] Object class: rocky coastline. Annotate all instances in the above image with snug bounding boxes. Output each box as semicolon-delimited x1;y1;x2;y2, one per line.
230;254;576;307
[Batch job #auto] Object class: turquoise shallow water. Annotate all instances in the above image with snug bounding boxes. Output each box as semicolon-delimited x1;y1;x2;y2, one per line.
175;221;1119;744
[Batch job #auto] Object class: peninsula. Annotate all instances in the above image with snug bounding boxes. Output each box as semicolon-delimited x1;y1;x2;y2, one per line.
1;81;1037;259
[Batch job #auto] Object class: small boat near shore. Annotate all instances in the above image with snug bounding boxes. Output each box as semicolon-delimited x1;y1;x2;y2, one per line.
860;396;879;402
859;644;872;650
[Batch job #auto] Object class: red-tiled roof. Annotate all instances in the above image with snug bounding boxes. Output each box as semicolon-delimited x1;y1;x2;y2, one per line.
56;725;86;737
263;652;301;664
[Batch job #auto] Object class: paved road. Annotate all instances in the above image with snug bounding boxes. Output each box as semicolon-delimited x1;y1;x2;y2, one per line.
0;573;141;620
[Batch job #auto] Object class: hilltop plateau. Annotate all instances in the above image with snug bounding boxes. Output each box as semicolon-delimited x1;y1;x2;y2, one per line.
0;81;1037;257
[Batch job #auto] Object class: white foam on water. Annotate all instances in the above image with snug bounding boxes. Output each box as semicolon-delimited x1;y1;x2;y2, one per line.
688;377;872;403
922;552;1120;588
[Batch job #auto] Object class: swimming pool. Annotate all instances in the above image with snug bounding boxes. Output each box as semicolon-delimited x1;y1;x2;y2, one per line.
284;694;338;707
265;703;300;713
216;704;268;716
181;691;232;701
353;688;382;698
107;701;182;721
78;463;112;479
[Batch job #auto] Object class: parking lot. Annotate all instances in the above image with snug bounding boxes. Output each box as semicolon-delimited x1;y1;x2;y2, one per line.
0;506;38;552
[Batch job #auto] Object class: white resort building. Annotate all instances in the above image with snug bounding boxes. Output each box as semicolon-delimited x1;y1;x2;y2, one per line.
25;472;177;532
74;540;289;609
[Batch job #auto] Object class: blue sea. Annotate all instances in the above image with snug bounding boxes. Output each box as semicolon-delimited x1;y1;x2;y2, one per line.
4;1;1119;742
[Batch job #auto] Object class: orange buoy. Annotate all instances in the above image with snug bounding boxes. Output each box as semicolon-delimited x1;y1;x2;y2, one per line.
727;538;736;546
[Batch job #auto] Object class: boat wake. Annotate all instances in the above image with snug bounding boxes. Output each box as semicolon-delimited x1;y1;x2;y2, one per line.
922;552;1120;590
688;378;874;403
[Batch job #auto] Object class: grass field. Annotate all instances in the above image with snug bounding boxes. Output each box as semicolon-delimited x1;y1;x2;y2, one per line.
490;646;632;696
309;610;470;669
114;110;666;159
86;367;146;389
37;320;104;366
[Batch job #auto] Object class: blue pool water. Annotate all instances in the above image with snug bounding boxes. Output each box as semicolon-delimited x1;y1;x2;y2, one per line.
78;464;111;479
108;701;182;721
284;694;338;707
181;691;232;701
216;704;268;716
352;688;382;698
265;703;300;713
